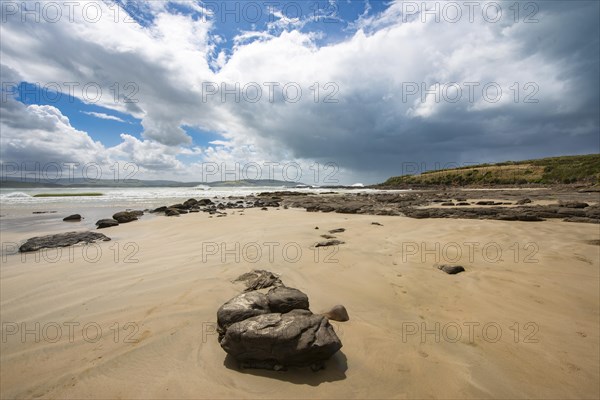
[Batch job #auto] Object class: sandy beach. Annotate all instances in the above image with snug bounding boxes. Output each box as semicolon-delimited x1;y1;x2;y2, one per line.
1;207;598;399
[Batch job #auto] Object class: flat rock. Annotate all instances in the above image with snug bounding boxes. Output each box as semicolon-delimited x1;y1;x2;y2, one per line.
328;228;346;234
233;270;283;292
322;304;349;322
220;310;342;370
267;287;310;313
437;264;465;274
315;239;345;247
96;218;119;229
20;231;110;253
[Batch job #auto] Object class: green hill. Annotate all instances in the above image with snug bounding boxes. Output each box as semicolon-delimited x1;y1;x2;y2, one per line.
379;154;600;187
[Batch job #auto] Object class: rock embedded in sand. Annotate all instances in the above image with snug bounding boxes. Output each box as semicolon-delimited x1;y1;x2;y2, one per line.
63;214;82;221
329;228;346;234
315;239;345;247
322;304;349;322
112;211;139;223
559;201;589;209
437;264;465;274
96;219;119;229
516;198;532;205
220;310;342;371
19;231;110;252
218;270;344;370
267;286;310;313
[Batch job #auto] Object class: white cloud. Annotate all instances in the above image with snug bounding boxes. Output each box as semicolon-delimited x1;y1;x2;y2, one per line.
0;0;597;183
82;111;128;123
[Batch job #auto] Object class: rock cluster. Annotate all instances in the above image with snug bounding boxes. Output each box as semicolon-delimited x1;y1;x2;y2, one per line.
217;270;344;371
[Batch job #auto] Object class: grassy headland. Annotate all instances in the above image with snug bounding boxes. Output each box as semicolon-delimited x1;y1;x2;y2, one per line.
379;154;600;187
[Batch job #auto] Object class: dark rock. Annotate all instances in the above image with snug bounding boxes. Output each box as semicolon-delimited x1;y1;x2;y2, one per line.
516;198;532;205
322;305;349;322
517;214;544;222
183;198;198;208
96;218;119;229
456;202;470;206
441;202;455;206
165;208;180;216
20;231;110;253
220;310;342;370
112;211;139;223
217;291;270;338
315;240;345;247
261;207;268;211
563;217;600;224
559;201;589;209
169;203;188;210
198;198;213;206
476;201;495;205
437;265;465;274
329;228;346;234
371;222;383;226
267;287;310;313
152;206;167;213
233;270;283;292
320;234;336;239
63;214;81;221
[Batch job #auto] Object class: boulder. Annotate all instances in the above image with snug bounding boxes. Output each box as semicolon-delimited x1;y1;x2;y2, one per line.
152;206;167;213
63;214;81;221
112;211;139;223
322;305;349;322
220;310;342;370
165;208;180;216
217;291;270;337
267;287;310;313
96;218;119;229
20;231;110;252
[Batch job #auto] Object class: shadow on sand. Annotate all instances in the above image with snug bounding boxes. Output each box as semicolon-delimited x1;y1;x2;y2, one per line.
223;351;348;385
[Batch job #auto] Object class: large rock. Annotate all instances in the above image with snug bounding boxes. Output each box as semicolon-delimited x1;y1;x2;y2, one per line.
112;211;139;223
267;286;310;313
20;231;110;252
217;291;270;338
63;214;82;221
220;310;342;370
96;218;119;229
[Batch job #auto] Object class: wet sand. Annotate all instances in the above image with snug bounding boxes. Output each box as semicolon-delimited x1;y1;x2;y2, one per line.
1;207;599;399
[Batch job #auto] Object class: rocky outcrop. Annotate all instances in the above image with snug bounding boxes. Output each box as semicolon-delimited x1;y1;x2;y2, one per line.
19;231;110;252
217;271;344;371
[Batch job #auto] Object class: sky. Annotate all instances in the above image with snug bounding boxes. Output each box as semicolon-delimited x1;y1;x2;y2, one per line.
0;0;598;185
